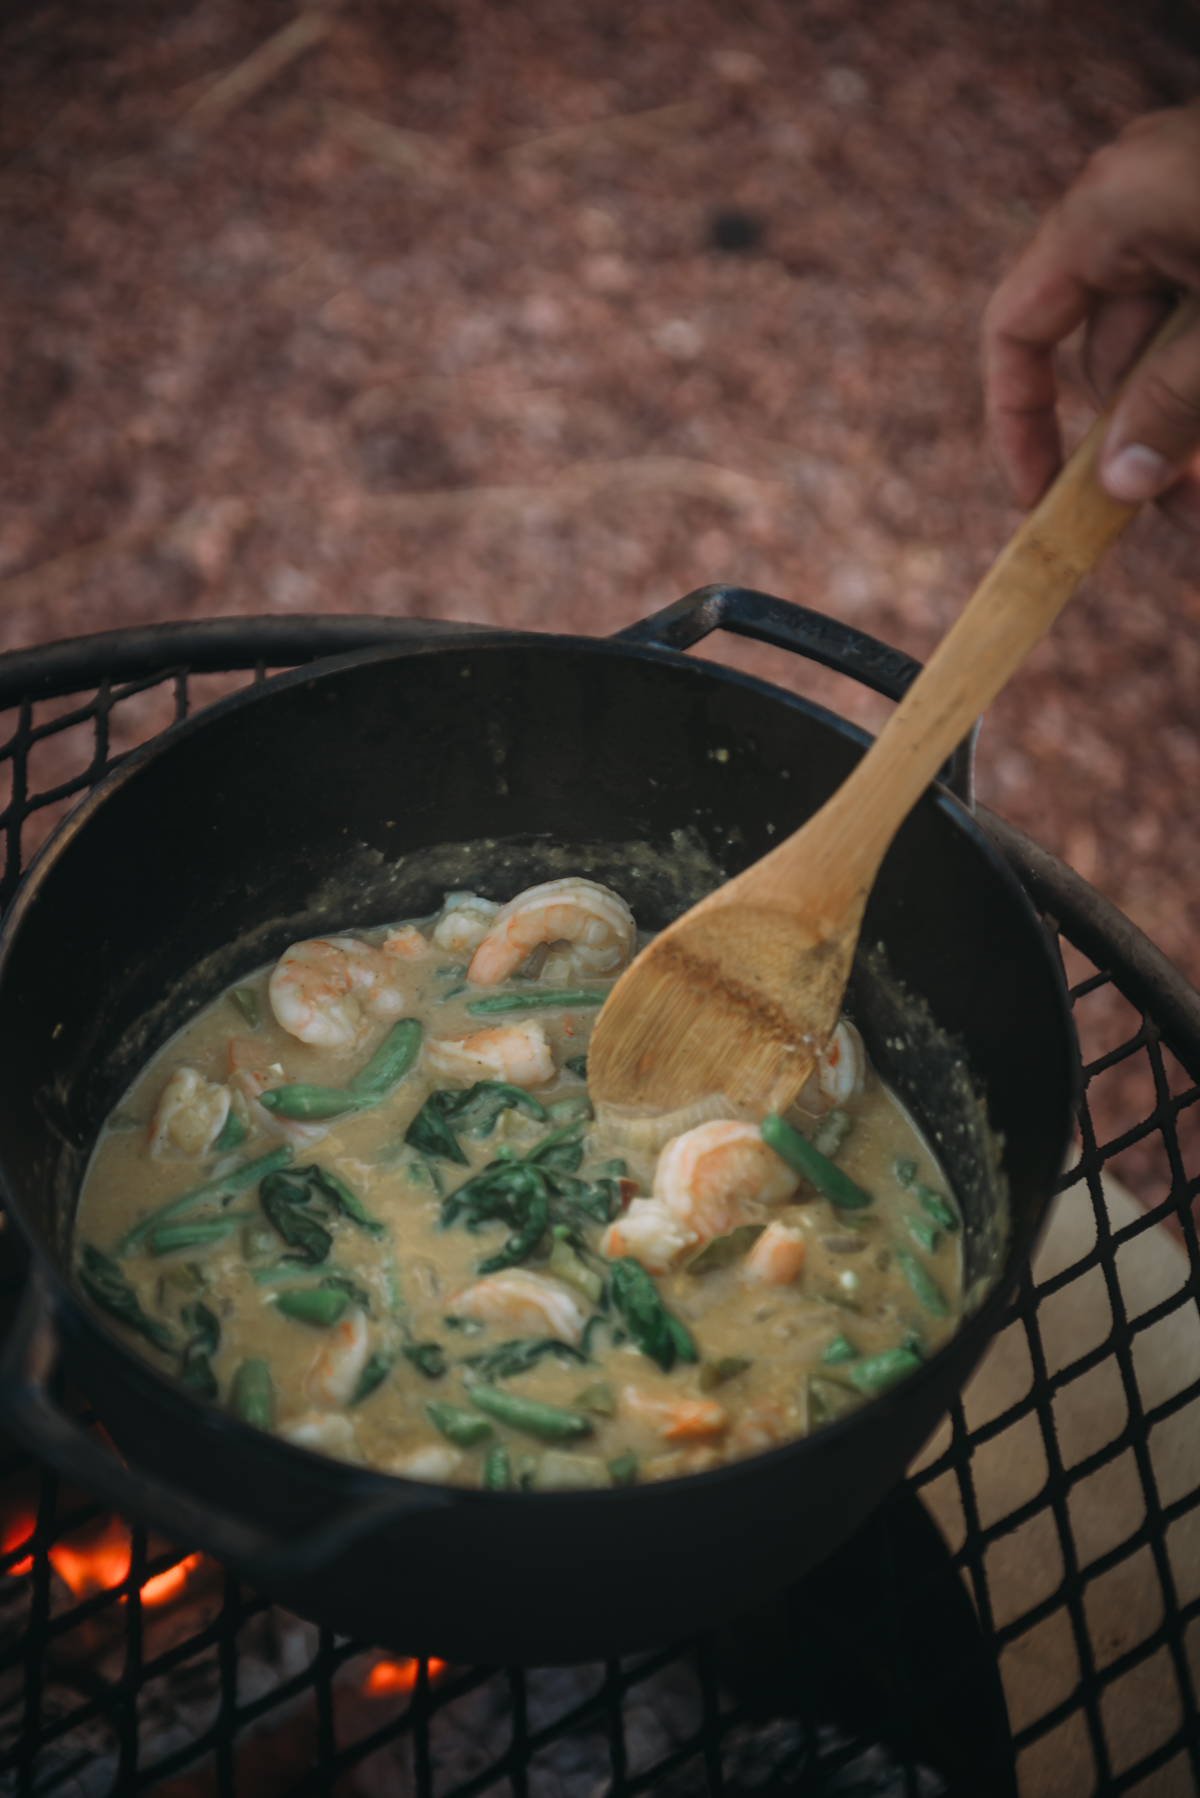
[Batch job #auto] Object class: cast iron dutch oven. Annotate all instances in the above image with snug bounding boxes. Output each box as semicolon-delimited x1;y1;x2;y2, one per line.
0;587;1075;1664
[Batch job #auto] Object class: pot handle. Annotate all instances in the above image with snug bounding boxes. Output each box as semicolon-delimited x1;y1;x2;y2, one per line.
0;1266;445;1581
617;583;977;809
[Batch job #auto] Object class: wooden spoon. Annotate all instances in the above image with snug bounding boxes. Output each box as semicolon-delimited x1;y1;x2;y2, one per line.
589;293;1200;1118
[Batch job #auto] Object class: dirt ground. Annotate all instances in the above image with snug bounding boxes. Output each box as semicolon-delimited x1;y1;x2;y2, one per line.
2;0;1200;1202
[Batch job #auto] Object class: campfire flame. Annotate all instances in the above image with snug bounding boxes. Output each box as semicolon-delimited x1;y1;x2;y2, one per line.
364;1657;446;1696
3;1512;203;1606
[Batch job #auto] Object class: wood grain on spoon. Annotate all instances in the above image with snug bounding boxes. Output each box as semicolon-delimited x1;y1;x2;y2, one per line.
589;292;1200;1118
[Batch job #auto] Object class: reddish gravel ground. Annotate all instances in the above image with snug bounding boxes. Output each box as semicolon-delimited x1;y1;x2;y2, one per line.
2;0;1200;1204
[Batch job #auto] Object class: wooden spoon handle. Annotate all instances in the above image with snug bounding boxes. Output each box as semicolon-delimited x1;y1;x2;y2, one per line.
744;288;1200;921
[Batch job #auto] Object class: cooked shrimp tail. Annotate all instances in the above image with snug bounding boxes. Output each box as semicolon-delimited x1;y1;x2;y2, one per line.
467;878;635;986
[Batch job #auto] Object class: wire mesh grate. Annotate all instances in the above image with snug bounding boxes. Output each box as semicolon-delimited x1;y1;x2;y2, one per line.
0;621;1194;1797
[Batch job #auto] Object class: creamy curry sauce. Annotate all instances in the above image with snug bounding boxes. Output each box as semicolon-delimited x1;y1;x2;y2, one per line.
74;878;963;1490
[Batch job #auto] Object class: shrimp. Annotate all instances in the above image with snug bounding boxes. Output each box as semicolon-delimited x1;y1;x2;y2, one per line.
227;1040;327;1150
426;1019;554;1088
149;1068;230;1158
600;1199;694;1276
279;1413;362;1462
601;1120;800;1272
797;1021;866;1113
432;893;500;958
739;1220;806;1287
304;1305;370;1409
620;1387;729;1442
445;1270;587;1345
390;1444;462;1483
268;934;411;1051
655;1120;800;1242
466;878;635;987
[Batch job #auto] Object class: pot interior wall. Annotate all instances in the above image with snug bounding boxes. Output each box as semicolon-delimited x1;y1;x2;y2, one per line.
0;633;1066;1306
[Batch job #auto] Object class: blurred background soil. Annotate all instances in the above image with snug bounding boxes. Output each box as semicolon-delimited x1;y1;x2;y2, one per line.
3;0;1200;1204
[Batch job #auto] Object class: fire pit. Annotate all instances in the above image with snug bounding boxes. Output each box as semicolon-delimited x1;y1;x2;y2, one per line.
0;607;1196;1796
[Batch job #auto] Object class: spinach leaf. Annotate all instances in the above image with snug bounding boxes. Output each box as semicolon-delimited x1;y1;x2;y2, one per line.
461;1337;589;1381
405;1082;546;1165
441;1163;549;1275
78;1245;175;1354
405;1092;469;1165
525;1119;586;1174
402;1342;448;1379
608;1258;697;1372
259;1173;333;1265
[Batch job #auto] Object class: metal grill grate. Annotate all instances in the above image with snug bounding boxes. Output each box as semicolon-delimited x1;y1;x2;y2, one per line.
0;620;1195;1797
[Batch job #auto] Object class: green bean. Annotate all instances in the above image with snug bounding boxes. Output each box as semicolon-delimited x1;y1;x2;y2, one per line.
275;1287;350;1327
425;1401;493;1448
349;1018;423;1098
213;1107;248;1153
895;1251;948;1317
564;1055;588;1078
904;1213;941;1255
148;1213;253;1257
230;1359;273;1428
259;1085;373;1120
608;1452;639;1487
466;1384;593;1442
760;1113;873;1210
820;1333;859;1366
438;984;467;1002
483;1442;512;1490
249;1258;356;1286
847;1348;922;1394
231;987;260;1028
914;1184;958;1232
116;1146;294;1257
466;988;607;1016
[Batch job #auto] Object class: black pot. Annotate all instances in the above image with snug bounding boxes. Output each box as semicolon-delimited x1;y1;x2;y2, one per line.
0;587;1075;1664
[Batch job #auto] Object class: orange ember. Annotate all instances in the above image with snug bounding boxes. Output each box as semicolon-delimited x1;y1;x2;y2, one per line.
29;1516;203;1607
49;1518;132;1596
2;1515;35;1578
364;1657;446;1696
140;1552;203;1606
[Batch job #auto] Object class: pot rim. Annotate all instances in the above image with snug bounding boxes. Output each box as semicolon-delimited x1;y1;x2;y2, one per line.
0;626;1075;1507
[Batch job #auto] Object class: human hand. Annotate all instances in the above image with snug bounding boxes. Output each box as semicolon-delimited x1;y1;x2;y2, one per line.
982;102;1200;534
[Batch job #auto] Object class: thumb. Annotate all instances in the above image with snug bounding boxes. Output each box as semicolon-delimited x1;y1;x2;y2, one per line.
1101;298;1200;502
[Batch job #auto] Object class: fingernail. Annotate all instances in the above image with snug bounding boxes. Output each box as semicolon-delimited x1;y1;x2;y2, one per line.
1102;443;1173;502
